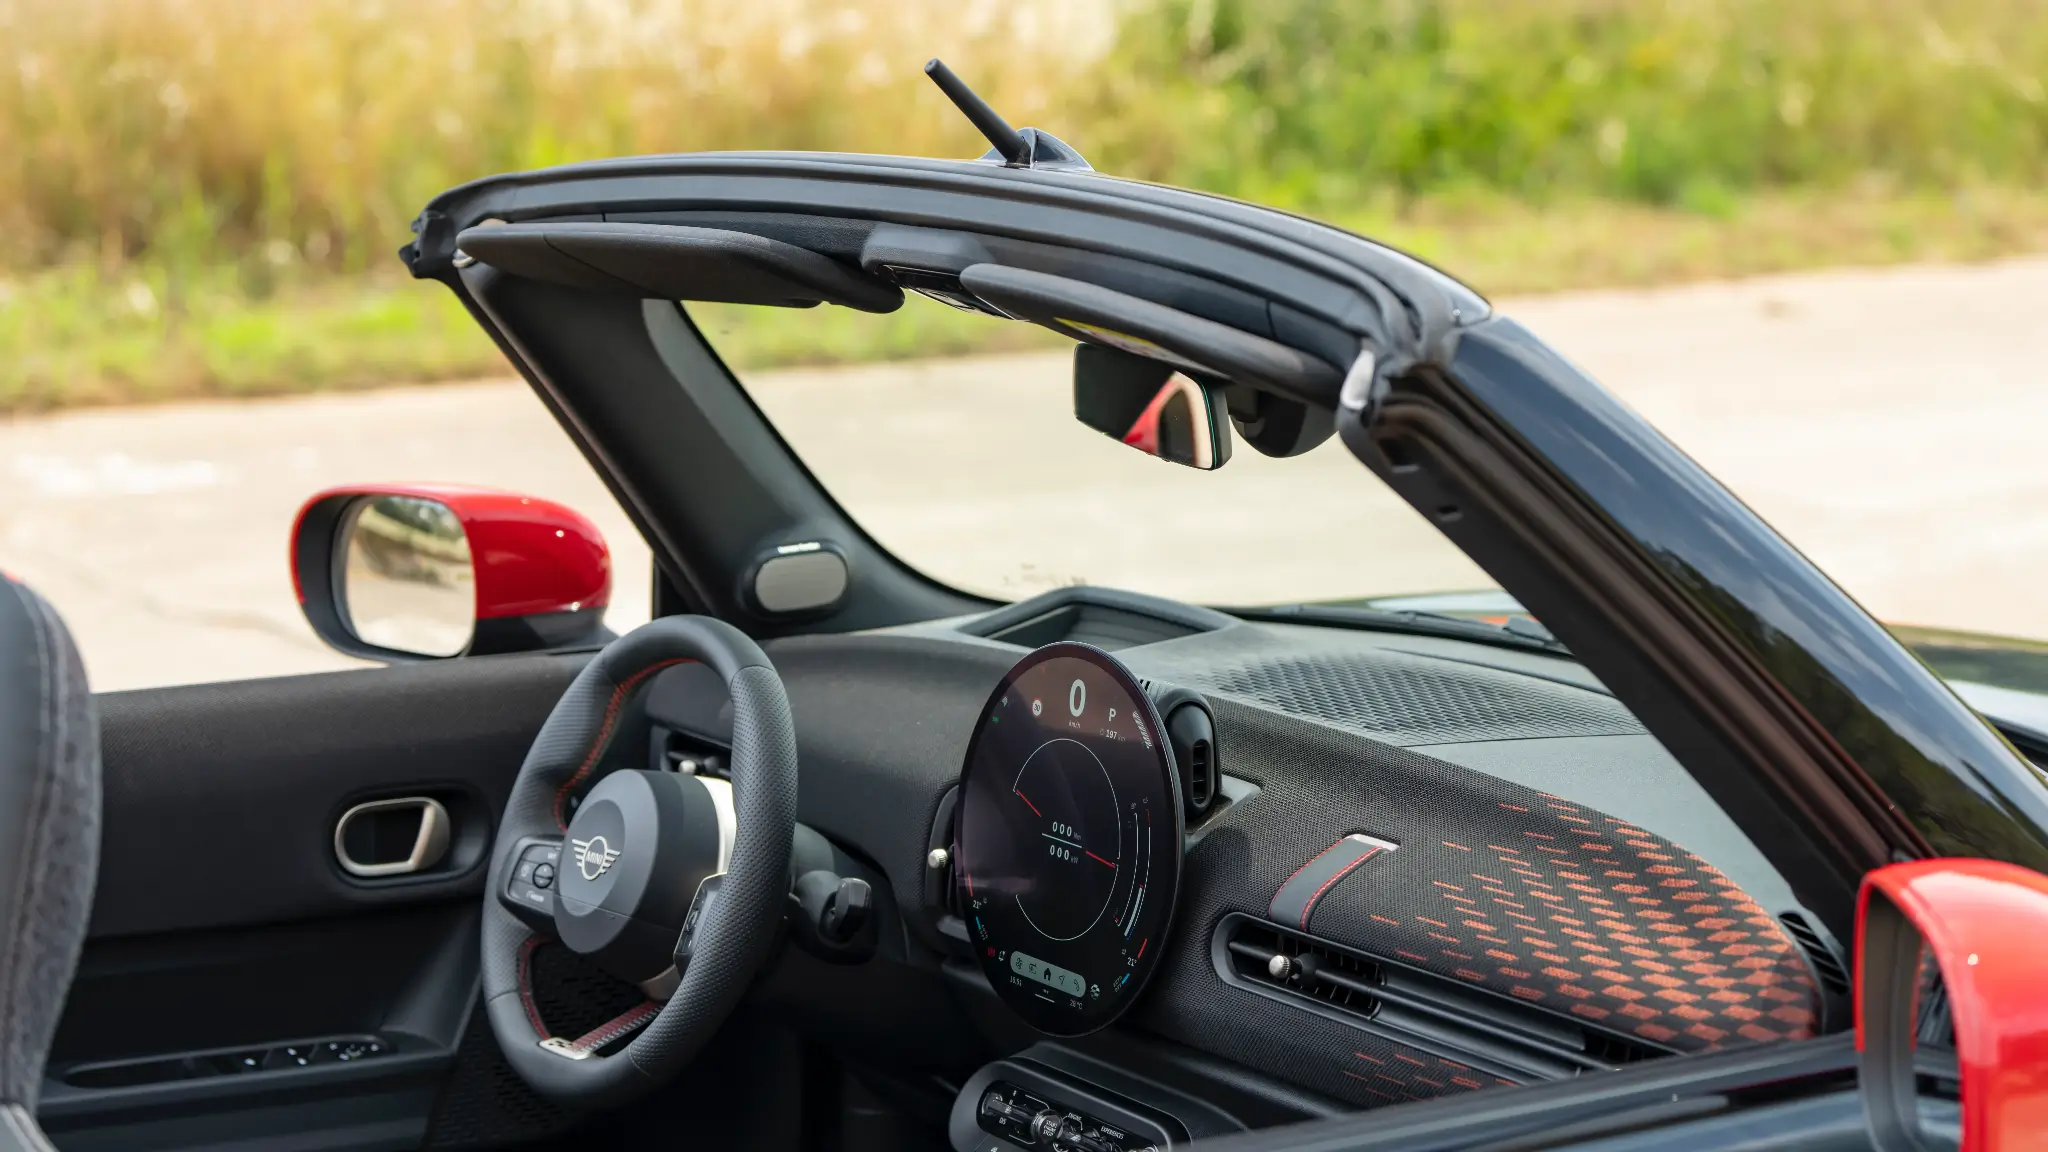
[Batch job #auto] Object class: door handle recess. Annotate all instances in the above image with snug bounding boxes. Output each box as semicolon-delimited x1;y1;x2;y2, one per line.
335;797;451;878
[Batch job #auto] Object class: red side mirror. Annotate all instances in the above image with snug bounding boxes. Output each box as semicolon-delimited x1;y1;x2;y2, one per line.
290;484;611;661
1857;859;2048;1152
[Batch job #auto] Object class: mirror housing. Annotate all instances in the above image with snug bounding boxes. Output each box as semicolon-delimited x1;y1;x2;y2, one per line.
1073;344;1233;470
291;484;611;661
1856;858;2048;1152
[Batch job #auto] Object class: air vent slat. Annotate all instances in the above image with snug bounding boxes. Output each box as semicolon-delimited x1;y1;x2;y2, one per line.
1215;914;1667;1085
1778;912;1851;997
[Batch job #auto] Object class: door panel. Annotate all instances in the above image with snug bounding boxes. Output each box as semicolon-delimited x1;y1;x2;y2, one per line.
87;653;584;937
44;652;588;1151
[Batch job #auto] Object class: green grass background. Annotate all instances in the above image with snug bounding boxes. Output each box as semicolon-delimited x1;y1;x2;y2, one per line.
4;0;2046;411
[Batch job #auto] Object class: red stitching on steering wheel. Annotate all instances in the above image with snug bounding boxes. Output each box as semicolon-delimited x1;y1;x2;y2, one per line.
551;658;694;830
571;1000;659;1052
515;935;550;1038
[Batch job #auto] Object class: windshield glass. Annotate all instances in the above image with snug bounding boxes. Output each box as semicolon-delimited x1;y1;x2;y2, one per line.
689;295;1493;606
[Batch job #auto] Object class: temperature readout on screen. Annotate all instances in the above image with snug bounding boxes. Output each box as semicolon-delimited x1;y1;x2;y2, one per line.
1010;950;1088;998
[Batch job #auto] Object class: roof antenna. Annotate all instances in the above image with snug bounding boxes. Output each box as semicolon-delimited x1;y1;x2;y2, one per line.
924;59;1030;165
924;58;1092;172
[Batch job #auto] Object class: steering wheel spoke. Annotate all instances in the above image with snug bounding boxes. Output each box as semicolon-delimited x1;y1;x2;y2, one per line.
672;872;727;976
497;835;565;934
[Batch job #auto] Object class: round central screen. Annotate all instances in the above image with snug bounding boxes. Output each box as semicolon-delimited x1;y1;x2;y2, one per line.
954;643;1183;1036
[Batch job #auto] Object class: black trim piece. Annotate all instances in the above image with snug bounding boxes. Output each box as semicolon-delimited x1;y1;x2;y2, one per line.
400;152;1473;368
456;221;904;312
1856;888;1931;1152
958;263;1345;405
1181;1033;1861;1152
57;1034;403;1092
959;586;1238;649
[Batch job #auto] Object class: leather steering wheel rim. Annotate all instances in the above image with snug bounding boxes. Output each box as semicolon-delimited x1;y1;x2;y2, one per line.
480;615;797;1106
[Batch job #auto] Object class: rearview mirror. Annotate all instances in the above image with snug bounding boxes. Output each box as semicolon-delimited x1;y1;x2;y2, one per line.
291;485;611;661
1073;344;1232;470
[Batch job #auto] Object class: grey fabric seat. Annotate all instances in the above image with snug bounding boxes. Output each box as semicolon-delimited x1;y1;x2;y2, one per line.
0;577;100;1152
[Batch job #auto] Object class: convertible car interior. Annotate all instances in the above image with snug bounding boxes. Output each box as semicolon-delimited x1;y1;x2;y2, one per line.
10;63;2041;1152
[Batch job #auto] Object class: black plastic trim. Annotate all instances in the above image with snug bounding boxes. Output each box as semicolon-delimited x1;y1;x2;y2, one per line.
1180;1033;1861;1152
959;587;1237;649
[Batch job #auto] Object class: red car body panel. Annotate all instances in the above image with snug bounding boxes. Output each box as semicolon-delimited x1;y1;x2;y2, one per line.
1858;859;2048;1152
289;483;610;621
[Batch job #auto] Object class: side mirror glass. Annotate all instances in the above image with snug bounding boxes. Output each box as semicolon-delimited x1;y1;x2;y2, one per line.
1073;343;1233;470
338;496;475;658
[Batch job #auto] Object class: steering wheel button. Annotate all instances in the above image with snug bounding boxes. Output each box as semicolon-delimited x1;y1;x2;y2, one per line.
513;858;537;883
533;863;555;889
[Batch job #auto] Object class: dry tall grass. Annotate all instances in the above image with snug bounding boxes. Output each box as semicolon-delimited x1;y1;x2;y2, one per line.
0;0;1102;270
7;0;2047;274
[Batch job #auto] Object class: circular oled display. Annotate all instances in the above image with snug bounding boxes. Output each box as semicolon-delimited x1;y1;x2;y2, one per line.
954;643;1183;1036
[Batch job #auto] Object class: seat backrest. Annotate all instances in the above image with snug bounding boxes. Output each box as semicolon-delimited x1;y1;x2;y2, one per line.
0;577;101;1149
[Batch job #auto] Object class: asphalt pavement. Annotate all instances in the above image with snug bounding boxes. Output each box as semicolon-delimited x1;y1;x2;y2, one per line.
6;256;2046;691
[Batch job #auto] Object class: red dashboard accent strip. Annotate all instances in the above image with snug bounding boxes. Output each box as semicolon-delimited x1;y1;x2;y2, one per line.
1301;847;1384;930
1271;833;1400;931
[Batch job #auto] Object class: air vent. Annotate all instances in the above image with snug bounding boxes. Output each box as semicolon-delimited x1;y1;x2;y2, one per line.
1185;737;1214;810
1225;918;1388;1019
1778;912;1850;997
1215;915;1667;1084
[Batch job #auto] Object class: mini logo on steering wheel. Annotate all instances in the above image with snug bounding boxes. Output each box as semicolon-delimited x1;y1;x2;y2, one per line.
571;835;621;881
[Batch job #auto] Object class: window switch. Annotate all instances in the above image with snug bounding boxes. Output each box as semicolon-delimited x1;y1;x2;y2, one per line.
210;1050;265;1074
316;1038;388;1063
262;1045;317;1070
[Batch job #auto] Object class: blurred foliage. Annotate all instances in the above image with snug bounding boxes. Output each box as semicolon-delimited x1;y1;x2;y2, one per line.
0;0;1092;272
0;264;492;410
1080;0;2048;211
2;0;2046;409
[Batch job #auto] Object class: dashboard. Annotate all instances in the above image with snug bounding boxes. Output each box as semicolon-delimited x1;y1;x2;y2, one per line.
642;586;1846;1149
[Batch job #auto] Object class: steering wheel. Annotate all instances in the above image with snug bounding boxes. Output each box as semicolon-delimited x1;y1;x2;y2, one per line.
480;616;797;1105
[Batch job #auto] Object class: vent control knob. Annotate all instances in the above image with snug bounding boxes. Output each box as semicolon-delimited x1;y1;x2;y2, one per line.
1267;953;1297;981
